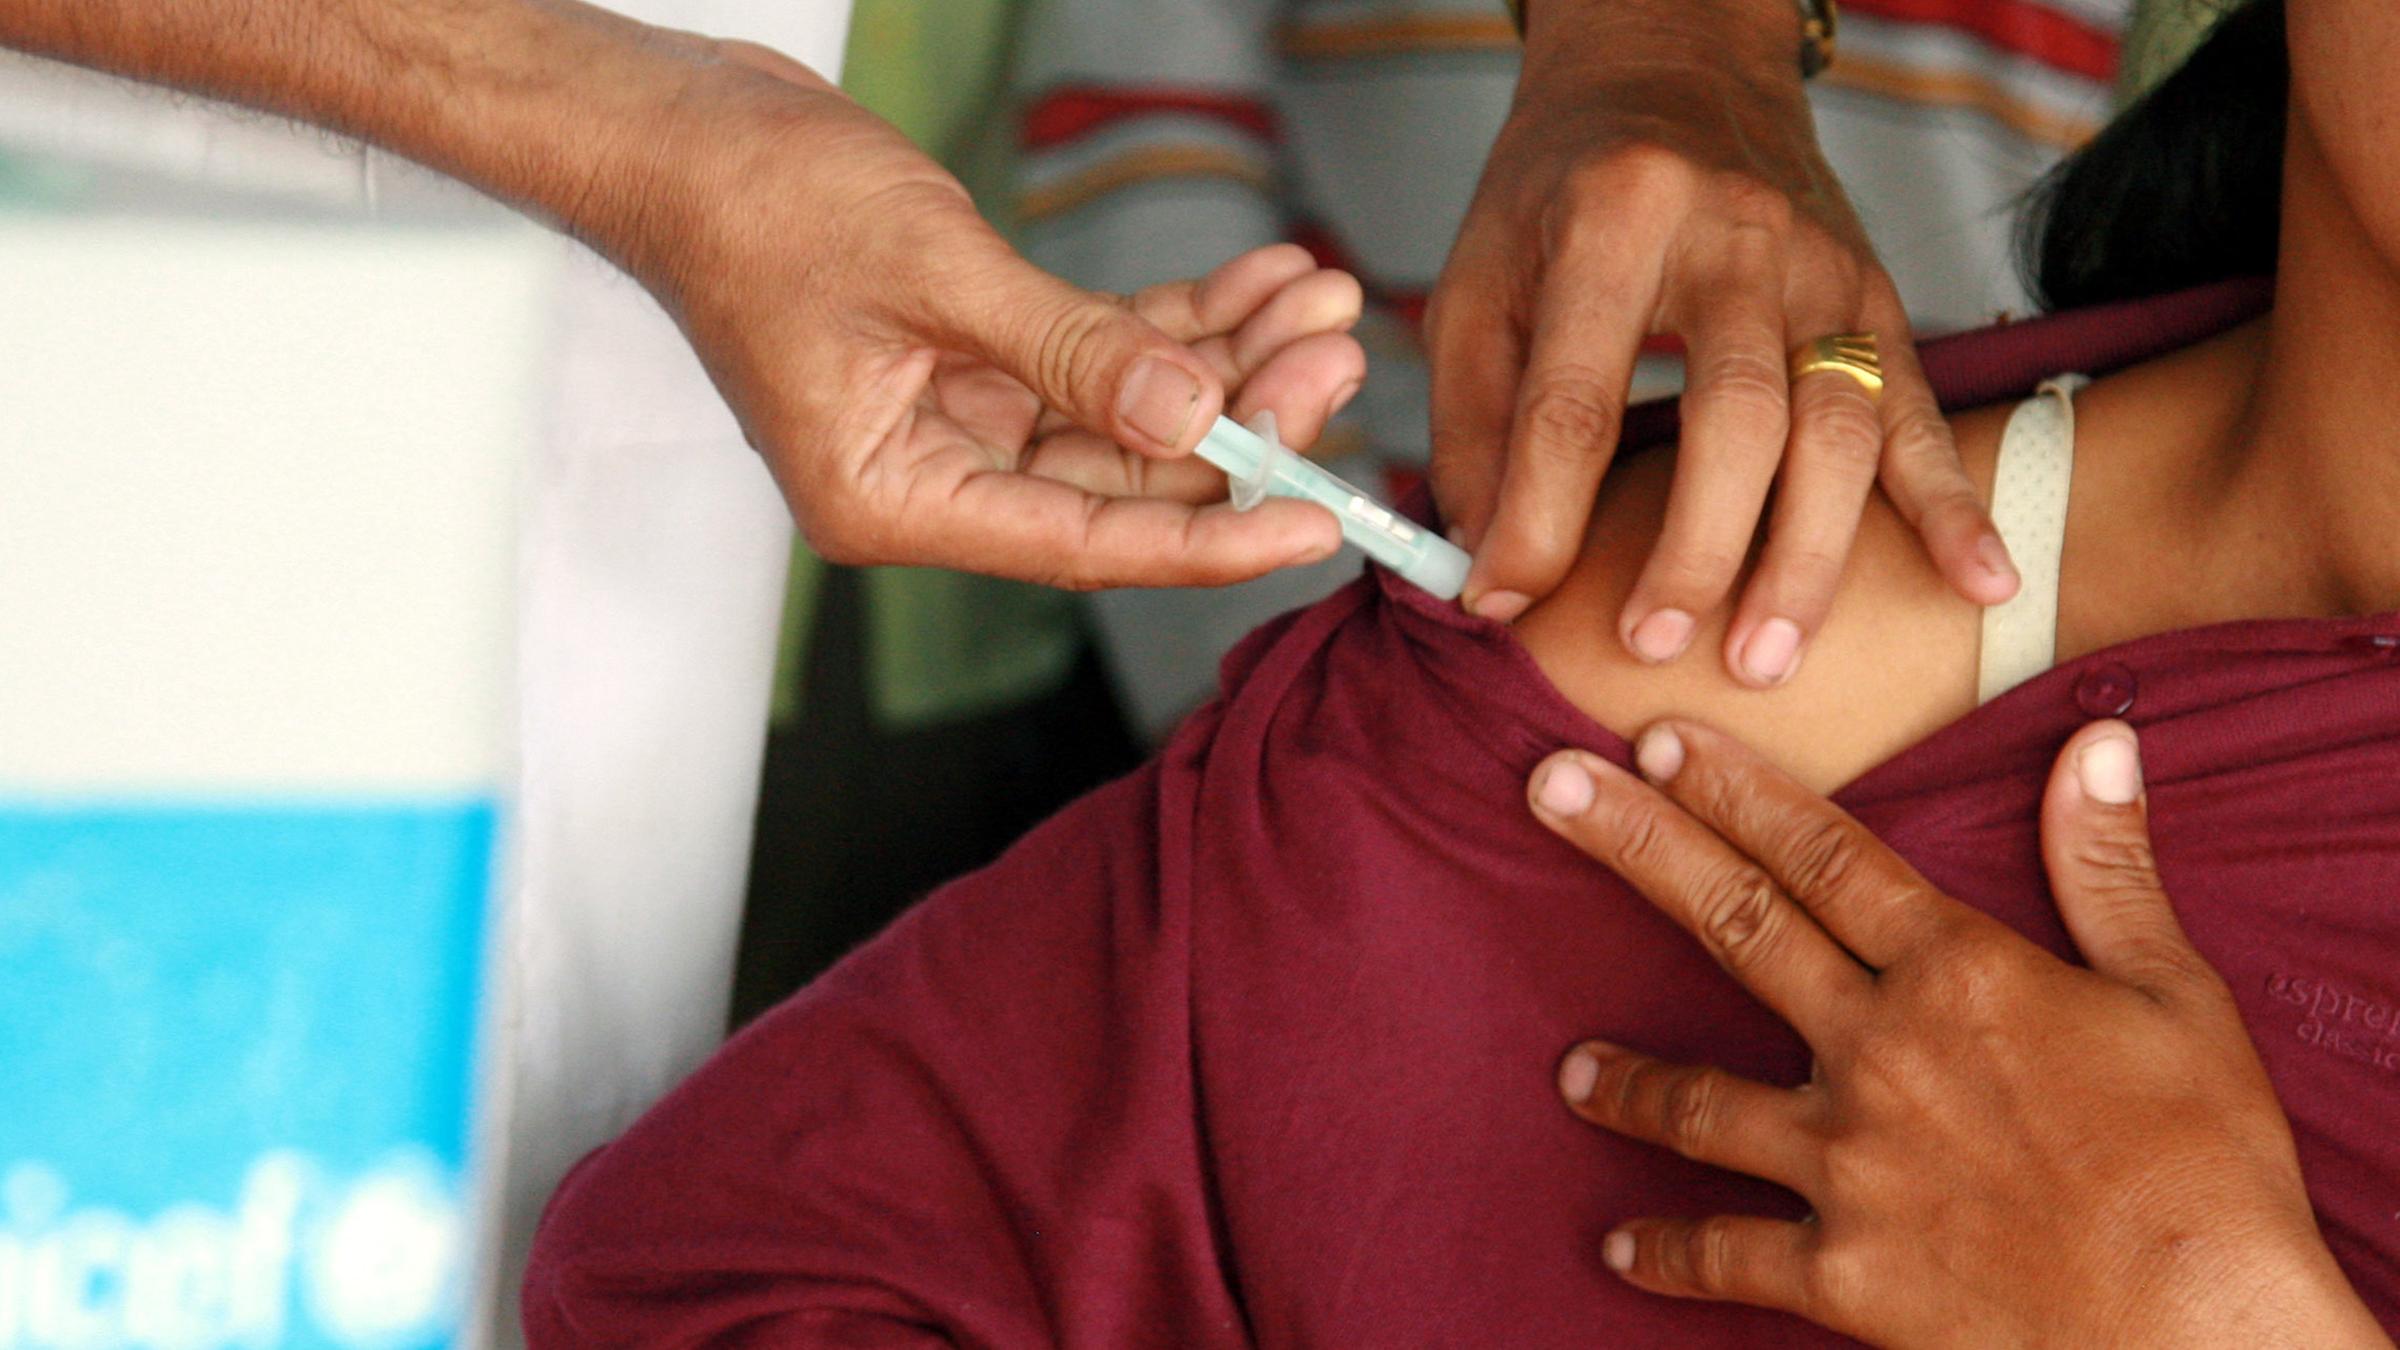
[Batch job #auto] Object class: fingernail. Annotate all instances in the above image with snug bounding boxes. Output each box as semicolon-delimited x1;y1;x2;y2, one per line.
2076;728;2143;805
1329;378;1364;415
1627;608;1695;664
1976;532;2019;586
1603;1230;1637;1273
1557;1046;1600;1102
1738;618;1803;687
1534;757;1596;816
1284;531;1340;566
1634;725;1684;782
1117;355;1204;451
1471;589;1532;624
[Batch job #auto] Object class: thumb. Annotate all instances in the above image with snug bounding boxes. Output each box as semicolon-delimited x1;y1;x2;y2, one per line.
2038;720;2204;995
941;246;1226;458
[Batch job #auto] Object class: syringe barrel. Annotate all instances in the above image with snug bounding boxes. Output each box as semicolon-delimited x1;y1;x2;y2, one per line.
1194;415;1470;600
1305;472;1468;599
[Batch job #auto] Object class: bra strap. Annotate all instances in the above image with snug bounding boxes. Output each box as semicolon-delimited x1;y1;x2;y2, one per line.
1976;375;2087;703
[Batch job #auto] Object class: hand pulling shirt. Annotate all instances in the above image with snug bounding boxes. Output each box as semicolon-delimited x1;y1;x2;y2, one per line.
525;280;2400;1346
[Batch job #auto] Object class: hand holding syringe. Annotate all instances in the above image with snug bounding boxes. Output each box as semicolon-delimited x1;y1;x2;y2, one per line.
1195;413;1470;600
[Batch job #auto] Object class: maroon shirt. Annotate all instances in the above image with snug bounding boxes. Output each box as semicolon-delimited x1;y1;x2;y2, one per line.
525;282;2400;1346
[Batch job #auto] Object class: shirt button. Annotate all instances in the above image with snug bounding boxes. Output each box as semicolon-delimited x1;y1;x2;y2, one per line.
2074;662;2138;717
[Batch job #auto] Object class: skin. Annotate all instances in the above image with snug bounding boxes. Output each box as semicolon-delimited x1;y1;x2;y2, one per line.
0;0;1362;588
1525;722;2390;1347
1510;0;2400;1336
1511;323;2282;795
8;0;2022;625
1429;0;2019;684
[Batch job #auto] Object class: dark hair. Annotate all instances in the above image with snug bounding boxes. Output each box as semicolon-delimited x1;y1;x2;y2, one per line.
2021;0;2287;310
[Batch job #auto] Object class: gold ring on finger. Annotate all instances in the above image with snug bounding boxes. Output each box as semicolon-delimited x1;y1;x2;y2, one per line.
1788;333;1884;402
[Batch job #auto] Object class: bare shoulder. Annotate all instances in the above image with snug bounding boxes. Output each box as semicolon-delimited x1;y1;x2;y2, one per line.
1511;403;2017;795
1507;322;2267;794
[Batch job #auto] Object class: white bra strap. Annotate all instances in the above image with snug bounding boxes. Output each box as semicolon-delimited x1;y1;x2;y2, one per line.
1976;375;2087;703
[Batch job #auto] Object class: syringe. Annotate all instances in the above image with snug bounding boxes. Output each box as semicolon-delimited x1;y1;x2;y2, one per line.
1193;412;1470;601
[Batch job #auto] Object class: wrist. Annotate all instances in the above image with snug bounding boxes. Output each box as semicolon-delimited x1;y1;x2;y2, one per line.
1519;0;1801;91
2212;1252;2392;1348
562;40;871;321
2111;1230;2389;1349
387;4;716;244
390;5;860;325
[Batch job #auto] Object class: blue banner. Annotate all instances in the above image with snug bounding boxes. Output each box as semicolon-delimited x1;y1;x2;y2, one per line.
0;800;498;1349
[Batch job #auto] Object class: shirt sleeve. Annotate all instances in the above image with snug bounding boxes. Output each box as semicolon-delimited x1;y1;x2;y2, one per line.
518;765;1245;1348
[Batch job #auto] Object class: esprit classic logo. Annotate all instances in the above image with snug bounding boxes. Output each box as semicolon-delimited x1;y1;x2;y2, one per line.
2267;973;2400;1074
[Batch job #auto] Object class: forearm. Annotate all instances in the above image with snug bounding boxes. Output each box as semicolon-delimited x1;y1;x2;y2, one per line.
0;0;724;255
